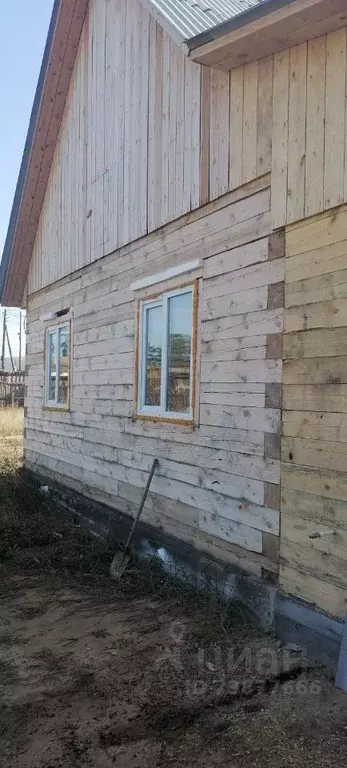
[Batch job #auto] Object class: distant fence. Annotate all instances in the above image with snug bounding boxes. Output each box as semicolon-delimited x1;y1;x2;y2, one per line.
0;372;25;408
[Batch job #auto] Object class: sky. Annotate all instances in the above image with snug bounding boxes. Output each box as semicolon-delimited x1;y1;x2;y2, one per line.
0;0;53;358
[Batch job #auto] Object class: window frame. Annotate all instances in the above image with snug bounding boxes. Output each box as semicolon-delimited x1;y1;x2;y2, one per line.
44;320;71;410
137;284;196;422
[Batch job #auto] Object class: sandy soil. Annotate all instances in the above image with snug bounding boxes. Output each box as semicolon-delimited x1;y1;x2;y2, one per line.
0;570;346;768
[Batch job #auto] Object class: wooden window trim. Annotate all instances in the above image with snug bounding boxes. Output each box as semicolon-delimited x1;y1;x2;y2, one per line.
43;318;72;411
135;279;199;425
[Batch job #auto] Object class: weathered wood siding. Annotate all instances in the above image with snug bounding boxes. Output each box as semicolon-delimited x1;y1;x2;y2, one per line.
25;180;284;580
272;27;347;229
27;0;274;296
281;205;347;618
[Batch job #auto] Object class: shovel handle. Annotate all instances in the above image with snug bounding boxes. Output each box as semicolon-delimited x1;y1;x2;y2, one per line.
124;458;159;553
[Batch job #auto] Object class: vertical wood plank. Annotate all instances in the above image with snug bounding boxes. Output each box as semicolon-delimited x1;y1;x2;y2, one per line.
176;50;185;219
117;0;126;250
122;0;132;245
190;62;201;210
183;58;193;213
243;61;258;184
210;69;230;200
200;66;210;206
139;3;149;237
256;55;273;177
132;0;142;239
271;49;290;229
287;43;307;224
105;0;118;252
147;15;157;233
94;0;106;182
305;35;326;218
229;66;243;190
162;33;170;226
324;28;347;210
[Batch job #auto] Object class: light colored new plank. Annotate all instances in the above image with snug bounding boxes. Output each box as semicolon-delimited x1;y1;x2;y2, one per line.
271;49;290;228
190;61;201;210
286;272;347;308
200;65;210;206
209;69;230;200
283;383;347;413
285;239;347;283
282;435;347;473
284;297;347;332
280;564;347;618
256;55;273;177
324;28;347;209
282;461;347;502
281;540;347;594
283;355;347;385
229;66;243;189
167;36;177;223
283;409;347;442
305;35;326;217
287;43;307;223
242;61;258;184
283;327;347;359
281;487;347;529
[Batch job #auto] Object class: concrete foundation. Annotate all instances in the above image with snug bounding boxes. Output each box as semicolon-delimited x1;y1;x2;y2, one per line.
25;470;344;674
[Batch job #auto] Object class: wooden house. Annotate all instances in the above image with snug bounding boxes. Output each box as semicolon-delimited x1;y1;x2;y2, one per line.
1;0;347;663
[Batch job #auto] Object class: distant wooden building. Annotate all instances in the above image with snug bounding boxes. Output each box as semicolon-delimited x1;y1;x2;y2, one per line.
1;0;347;662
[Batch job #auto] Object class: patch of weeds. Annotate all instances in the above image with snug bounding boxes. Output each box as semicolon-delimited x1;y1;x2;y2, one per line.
73;668;95;691
0;474;118;584
89;627;110;639
0;472;260;651
35;648;68;675
0;658;18;685
0;634;20;647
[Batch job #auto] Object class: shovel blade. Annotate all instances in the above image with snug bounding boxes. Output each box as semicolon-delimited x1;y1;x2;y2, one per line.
110;550;130;580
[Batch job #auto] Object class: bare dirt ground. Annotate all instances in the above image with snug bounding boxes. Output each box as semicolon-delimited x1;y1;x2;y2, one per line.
0;412;346;767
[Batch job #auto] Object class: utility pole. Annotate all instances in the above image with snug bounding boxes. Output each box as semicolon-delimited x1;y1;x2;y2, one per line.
5;324;15;372
1;309;6;372
19;311;22;371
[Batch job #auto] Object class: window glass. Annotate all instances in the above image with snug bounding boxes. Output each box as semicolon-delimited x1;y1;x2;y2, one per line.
167;292;192;413
58;326;70;404
144;305;162;406
138;286;195;419
45;324;70;408
48;331;57;401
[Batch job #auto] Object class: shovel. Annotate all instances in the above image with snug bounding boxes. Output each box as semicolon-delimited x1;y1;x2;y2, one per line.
110;458;159;579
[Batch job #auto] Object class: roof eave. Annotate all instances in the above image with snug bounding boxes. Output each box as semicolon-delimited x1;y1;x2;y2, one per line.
187;0;291;51
0;0;89;308
0;0;61;308
188;0;347;70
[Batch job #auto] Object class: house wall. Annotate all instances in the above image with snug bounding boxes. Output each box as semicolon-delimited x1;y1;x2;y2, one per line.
272;27;347;229
281;204;347;619
27;0;274;296
28;8;347;298
24;179;285;582
23;4;347;621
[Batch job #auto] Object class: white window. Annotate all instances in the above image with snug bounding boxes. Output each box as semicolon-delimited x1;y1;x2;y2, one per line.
45;323;70;408
138;286;195;420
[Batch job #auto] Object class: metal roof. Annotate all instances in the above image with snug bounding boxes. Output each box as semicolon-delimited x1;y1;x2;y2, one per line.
149;0;265;40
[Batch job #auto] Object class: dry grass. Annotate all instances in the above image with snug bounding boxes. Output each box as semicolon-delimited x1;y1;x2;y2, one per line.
0;408;23;473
